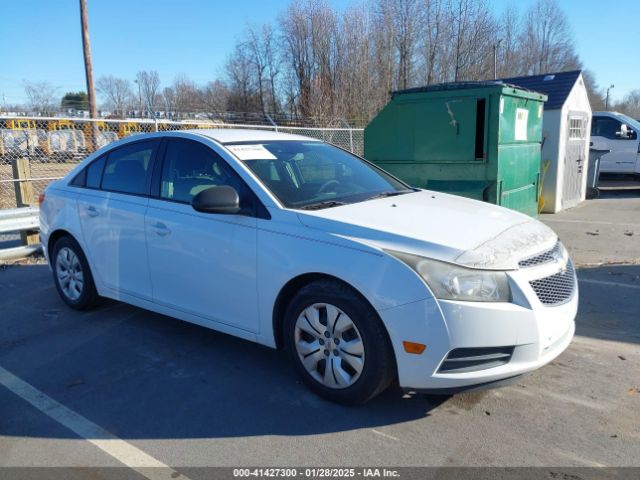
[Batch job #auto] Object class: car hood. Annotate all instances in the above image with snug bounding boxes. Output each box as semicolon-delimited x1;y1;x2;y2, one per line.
296;190;557;270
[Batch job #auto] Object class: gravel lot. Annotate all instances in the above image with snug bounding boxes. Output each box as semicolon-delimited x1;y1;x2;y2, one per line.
0;190;638;474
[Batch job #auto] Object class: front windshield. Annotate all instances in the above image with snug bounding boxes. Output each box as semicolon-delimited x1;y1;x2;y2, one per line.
225;141;411;209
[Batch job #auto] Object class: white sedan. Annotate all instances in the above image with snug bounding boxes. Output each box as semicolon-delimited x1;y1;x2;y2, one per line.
40;129;577;404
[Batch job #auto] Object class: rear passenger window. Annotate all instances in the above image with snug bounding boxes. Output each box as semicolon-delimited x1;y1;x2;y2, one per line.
160;139;242;203
101;142;155;195
70;167;87;187
86;155;106;189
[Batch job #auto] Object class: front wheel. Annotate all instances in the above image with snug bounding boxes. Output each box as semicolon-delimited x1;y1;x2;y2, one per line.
284;280;396;405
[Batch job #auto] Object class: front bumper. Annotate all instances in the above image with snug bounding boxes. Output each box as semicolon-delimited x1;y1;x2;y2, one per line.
379;262;578;392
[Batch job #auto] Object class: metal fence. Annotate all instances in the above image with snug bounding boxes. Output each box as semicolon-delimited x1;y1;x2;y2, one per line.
0;116;364;249
0;116;364;208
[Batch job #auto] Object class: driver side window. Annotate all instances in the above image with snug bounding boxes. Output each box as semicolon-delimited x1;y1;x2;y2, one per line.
592;117;622;140
160;139;241;204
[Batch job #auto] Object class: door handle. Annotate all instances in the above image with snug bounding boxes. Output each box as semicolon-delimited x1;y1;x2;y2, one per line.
151;222;171;236
86;206;99;217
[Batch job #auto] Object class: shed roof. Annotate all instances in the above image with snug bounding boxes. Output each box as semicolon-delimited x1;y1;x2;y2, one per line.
498;70;582;110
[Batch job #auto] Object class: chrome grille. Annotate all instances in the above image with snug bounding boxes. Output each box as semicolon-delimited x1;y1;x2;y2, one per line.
529;261;576;306
519;242;562;268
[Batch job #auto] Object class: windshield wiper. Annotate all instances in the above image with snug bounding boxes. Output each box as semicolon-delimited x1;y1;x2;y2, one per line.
299;200;348;210
364;189;416;201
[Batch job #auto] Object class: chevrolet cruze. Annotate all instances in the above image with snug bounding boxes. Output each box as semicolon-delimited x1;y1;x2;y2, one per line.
40;129;577;404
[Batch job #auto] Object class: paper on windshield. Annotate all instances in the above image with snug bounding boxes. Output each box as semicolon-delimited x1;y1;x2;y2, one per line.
227;144;277;160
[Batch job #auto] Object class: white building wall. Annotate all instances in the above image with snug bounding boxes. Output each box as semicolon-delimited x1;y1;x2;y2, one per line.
565;75;592;207
540;74;592;213
540;110;562;213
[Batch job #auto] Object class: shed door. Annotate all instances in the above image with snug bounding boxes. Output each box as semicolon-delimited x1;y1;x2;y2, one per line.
562;113;588;209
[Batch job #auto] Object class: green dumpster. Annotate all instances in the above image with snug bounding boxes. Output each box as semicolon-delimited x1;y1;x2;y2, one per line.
364;82;547;217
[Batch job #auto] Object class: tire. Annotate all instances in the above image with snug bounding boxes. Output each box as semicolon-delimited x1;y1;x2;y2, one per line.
283;279;396;405
51;236;100;310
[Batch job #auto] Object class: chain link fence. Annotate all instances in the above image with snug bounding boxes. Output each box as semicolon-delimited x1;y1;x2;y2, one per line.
0;116;363;247
0;116;363;208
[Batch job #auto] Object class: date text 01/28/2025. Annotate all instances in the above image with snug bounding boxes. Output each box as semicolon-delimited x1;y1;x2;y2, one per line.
232;468;400;478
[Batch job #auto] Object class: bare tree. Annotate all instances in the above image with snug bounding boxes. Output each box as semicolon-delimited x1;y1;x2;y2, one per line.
280;1;313;118
245;25;281;114
279;0;340;119
96;76;132;118
199;80;231;119
310;1;340;118
448;0;496;82
335;4;374;122
372;0;396;97
390;0;421;89
518;0;579;75
135;70;161;116
420;0;448;85
23;81;58;115
225;42;260;112
164;75;199;119
582;70;605;111
496;5;520;78
262;24;282;114
615;90;640;118
78;0;589;125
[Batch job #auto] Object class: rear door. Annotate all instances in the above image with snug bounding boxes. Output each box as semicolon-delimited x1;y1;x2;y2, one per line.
76;139;159;300
144;138;260;332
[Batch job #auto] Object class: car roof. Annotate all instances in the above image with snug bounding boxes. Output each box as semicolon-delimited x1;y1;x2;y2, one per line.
182;128;320;144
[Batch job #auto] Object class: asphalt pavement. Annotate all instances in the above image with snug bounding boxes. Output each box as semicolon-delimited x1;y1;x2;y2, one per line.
0;191;639;471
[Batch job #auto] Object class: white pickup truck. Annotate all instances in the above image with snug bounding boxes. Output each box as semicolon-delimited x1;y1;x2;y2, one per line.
591;111;640;174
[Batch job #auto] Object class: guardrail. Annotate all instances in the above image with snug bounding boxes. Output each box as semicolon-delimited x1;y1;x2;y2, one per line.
0;206;42;260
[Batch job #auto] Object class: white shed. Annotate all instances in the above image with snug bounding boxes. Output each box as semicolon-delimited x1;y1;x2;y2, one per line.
500;70;592;213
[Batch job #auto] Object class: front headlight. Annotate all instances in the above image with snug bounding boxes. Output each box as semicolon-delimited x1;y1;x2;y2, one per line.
386;250;512;302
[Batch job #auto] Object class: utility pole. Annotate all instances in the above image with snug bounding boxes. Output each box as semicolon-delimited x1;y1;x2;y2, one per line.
493;39;502;80
605;84;615;111
134;79;143;118
79;0;99;150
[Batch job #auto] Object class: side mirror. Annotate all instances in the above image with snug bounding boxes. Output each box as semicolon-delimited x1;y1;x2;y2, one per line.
616;124;629;138
191;185;240;214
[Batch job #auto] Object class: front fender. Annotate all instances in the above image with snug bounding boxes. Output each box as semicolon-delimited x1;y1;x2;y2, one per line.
255;212;431;347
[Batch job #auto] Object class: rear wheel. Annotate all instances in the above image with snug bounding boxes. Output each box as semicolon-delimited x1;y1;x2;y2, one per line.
284;279;395;405
52;236;100;310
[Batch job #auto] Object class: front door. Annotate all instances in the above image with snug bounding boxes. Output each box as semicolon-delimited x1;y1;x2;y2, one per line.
562;114;588;209
591;115;638;173
145;138;259;332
